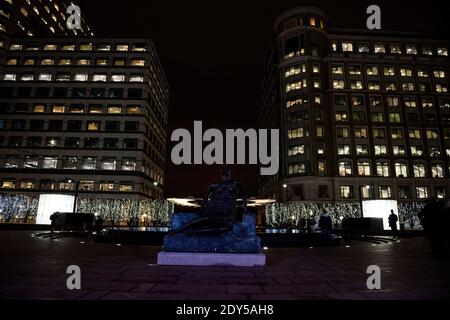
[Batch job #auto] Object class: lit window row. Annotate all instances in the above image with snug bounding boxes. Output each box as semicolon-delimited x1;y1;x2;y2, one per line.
334;94;450;109
2;73;145;83
337;161;444;178
0;179;140;192
336;127;444;141
331;41;448;57
9;43;147;52
332;79;447;92
339;185;441;200
332;64;446;78
6;58;146;67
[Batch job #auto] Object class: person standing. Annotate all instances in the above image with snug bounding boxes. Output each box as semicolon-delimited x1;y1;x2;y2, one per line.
388;210;399;240
319;210;333;244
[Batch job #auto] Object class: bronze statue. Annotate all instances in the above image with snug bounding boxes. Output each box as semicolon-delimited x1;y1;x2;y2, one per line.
169;168;247;235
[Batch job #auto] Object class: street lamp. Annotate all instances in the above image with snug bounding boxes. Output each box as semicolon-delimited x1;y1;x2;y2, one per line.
282;184;287;202
67;178;80;214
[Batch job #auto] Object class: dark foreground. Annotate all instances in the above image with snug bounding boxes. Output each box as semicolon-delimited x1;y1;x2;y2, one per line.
0;231;449;300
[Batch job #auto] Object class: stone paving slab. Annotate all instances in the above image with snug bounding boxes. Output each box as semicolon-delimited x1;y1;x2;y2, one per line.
1;231;450;300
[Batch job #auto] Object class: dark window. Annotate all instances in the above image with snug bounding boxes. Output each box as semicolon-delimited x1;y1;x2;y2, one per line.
12;120;26;130
105;121;120;131
64;137;80;148
35;87;50;97
104;138;118;149
124;121;139;131
0;104;9;113
285;36;299;56
109;88;123;98
0;119;6;129
91;88;105;98
27;137;41;147
84;138;99;148
123;139;138;149
319;185;329;198
29;120;45;130
335;95;347;106
128;89;142;98
8;136;22;147
15;104;28;112
72;88;86;98
0;87;14;98
53;87;67;98
67;120;82;131
48;120;63;131
407;113;419;123
17;87;32;97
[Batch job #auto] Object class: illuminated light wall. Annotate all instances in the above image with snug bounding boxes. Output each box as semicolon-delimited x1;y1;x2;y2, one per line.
362;200;399;231
36;194;75;225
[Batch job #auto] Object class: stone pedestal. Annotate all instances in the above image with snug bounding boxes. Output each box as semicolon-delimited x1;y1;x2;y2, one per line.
157;252;266;267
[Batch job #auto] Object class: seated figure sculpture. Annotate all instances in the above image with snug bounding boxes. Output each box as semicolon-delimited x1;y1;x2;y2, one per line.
164;169;262;253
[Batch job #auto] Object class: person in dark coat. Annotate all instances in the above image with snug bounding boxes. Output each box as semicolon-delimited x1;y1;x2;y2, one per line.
319;210;333;244
388;210;399;240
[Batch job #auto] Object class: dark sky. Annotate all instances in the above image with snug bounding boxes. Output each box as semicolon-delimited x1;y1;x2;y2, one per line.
78;0;450;198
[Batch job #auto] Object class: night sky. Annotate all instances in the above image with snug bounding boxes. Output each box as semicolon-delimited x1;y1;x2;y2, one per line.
77;0;450;198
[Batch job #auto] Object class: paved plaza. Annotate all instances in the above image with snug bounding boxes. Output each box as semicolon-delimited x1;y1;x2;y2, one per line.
0;231;449;300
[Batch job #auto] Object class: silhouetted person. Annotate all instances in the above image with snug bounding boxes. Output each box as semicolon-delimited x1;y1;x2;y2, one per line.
388;210;399;240
306;216;316;234
169;168;247;235
49;212;57;234
95;216;104;232
319;210;333;245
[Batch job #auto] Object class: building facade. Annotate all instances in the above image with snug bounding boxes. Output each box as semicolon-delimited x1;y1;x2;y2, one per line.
258;6;450;206
0;0;169;206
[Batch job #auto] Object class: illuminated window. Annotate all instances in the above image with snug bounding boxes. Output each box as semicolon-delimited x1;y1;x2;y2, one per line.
410;146;423;157
337;145;350;155
107;106;122;114
409;129;421;139
436;84;448;93
97;44;111;51
402;83;415;91
59;59;71;65
400;68;412;77
374;145;387;155
20;181;35;190
1;181;15;189
342;42;353;52
406;46;417;55
79;43;93;51
394;162;408;178
129;75;144;82
61;44;75;51
389;113;401;123
404;97;417;108
82;157;96;170
111;74;125;82
41;59;54;65
33;105;45;113
120;183;134;192
379;186;392;199
374;44;385;53
24;59;35;65
368;82;380;91
354;128;367;138
366;66;378;76
376;162;390;177
333;80;345;89
10;44;22;51
89;106;102;114
426;129;439;140
20;74;33;81
44;44;57;51
74;73;88;81
416;187;429;199
338;162;352;176
102;159;116;170
131;59;145;66
337;127;349;138
127;106;140;114
6;59;17;65
79;180;94;191
391;128;403;139
358;162;371;176
96;59;108;66
390;45;402;54
340;186;353;198
132;45;146;52
432;164;444;178
332;64;344;74
383;67;395;76
87;121;100;131
38;73;52;81
288;162;306;175
309;17;316;26
288;145;305;156
437;47;448;56
413;164;426;177
93;74;107;82
351;81;363;90
417;69;429;77
422;47;433;55
52;105;65;113
77;59;91;66
62;157;78;170
116;44;129;51
349;65;361;75
3;74;16;81
121;159;137;171
43;157;58;169
358;43;370;53
356;145;369;156
100;181;114;191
